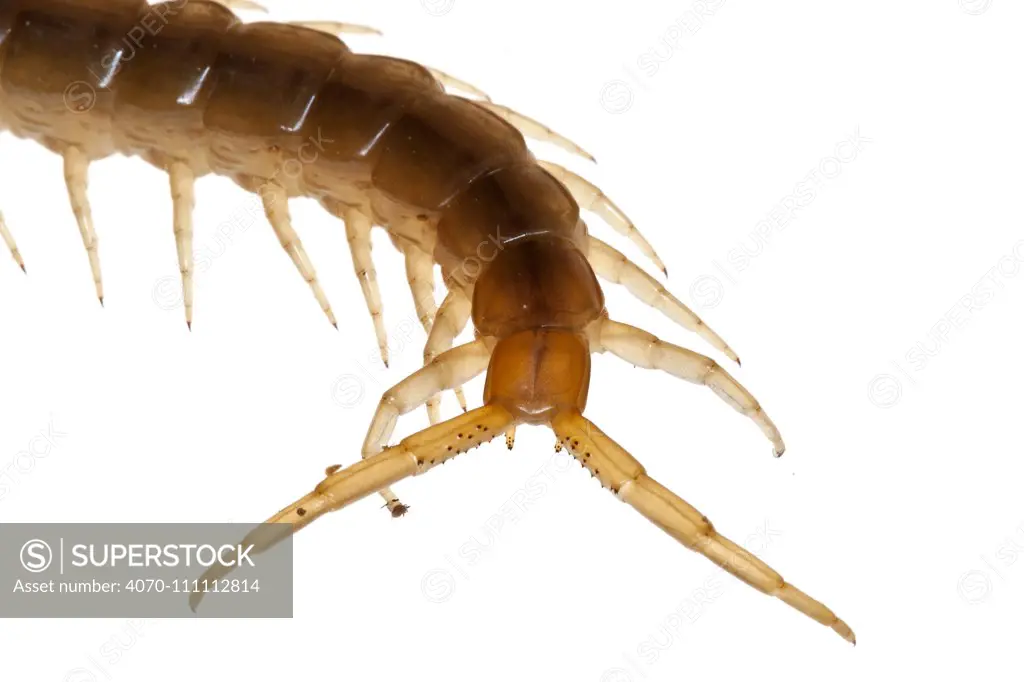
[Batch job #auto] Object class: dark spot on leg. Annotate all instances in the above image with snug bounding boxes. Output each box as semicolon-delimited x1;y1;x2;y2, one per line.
296;507;306;517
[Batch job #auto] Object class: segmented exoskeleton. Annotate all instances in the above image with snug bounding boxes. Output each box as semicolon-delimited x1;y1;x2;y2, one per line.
0;0;854;644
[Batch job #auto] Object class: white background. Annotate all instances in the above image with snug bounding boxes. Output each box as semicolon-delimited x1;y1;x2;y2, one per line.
1;0;1021;679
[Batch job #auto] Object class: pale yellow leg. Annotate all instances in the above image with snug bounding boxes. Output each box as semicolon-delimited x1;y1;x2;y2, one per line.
169;162;195;329
424;287;473;423
260;182;336;328
476;101;595;163
589;318;783;456
588;236;739;365
428;67;492;101
191;404;516;612
361;338;492;515
342;207;389;367
0;211;25;273
402;239;437;332
551;411;854;644
290;20;383;37
541;160;667;276
62;146;103;305
401;241;470;412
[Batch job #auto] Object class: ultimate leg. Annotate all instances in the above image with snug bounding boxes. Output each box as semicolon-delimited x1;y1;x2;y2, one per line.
190;404;515;612
551;411;854;643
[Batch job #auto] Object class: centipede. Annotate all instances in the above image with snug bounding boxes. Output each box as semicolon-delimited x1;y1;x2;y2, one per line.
0;0;854;644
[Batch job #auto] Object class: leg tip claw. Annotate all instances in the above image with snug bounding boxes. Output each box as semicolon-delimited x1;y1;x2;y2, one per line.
833;619;856;645
390;503;410;518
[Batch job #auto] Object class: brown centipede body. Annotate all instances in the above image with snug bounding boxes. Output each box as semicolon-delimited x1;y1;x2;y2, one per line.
0;0;854;644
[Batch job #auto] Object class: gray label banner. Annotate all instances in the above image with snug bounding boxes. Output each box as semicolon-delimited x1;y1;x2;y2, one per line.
0;524;292;618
